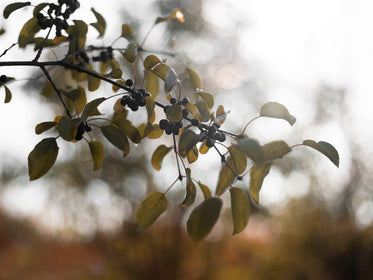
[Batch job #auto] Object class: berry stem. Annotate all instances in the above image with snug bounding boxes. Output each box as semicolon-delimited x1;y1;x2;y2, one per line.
173;134;183;181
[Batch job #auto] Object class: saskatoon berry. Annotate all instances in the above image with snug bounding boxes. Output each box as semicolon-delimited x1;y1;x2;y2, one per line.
159;119;169;130
120;96;130;106
180;97;190;105
165;126;173;135
138;98;146;107
126;79;133;87
206;138;216;148
207;125;217;136
215;132;226;142
0;75;7;83
170;97;177;105
138;88;146;95
191;118;200;127
85;125;92;132
128;100;139;111
182;108;189;118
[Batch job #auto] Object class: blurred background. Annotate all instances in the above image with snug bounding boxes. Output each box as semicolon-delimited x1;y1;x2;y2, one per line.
0;0;372;279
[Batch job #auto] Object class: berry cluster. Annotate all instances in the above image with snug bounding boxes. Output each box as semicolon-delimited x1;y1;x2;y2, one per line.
120;86;150;111
36;0;80;37
75;122;91;141
191;121;226;148
158;97;191;135
0;75;7;85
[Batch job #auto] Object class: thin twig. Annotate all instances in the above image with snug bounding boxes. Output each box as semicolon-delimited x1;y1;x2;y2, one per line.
33;27;52;62
0;43;17;59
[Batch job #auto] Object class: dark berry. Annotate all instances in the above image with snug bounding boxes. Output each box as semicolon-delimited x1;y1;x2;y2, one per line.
77;124;85;135
128;100;139;111
207;125;217;137
85;125;92;132
170;97;177;105
126;79;133;87
165;126;173;135
213;123;221;129
180;97;190;105
120;96;131;106
0;75;7;83
182;108;189;118
138;98;146;107
206;138;216;148
159;119;169;130
138;88;146;95
163;105;171;114
191;118;199;127
215;132;226;142
75;133;83;140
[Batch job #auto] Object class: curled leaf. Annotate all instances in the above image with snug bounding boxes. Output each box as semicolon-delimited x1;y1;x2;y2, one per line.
249;163;272;204
4;85;12;103
4;2;31;19
18;17;41;48
90;8;106;38
230;187;250;235
89;141;104;170
303;140;339;167
260;102;296;126
144;55;161;70
35;121;57;135
151;145;172;171
121;23;132;39
180;168;196;207
187;68;202;90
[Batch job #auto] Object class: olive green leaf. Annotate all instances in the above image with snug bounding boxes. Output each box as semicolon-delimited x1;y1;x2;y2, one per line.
165;104;183;122
136;192;168;231
88;141;104;170
87;71;101;91
122;43;137;63
263;140;291;161
121;23;133;39
114;118;141;144
260;101;296;126
237;138;265;165
3;2;31;19
101;125;130;156
18;17;41;48
187;197;222;242
198;182;212;199
33;3;48;16
28;138;59;181
197;92;214;109
35;121;57;135
195;100;210;122
58;117;81;141
4;85;12;103
186;68;202;90
67;20;88;53
187;146;199;163
138;123;164;139
90;8;106;38
215;105;227;124
151;145;172;171
249;163;272;204
145;96;155;123
303;140;339;167
81;97;106;122
112;79;126;92
178;129;198;157
230;187;250;235
180;168;197;207
146;71;160;99
144;55;161;70
64;87;86;113
151;63;170;80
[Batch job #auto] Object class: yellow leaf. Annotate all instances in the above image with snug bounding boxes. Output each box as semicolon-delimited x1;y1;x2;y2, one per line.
89;141;104;170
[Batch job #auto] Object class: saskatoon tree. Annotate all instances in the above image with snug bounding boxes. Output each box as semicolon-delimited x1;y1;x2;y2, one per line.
0;1;339;242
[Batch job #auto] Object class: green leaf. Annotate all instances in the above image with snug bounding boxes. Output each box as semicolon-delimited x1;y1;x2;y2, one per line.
249;163;272;204
144;55;161;70
101;125;130;156
81;97;106;122
187;68;202;90
187;197;222;242
122;43;137;63
303;140;339;167
3;2;31;19
121;23;133;38
178;129;198;157
195;100;210;122
230;187;250;235
87;72;101;91
263;140;291;161
138;123;164;139
35;121;57;135
136;192;168;231
151;63;170;80
237;138;264;165
180;168;197;207
28;138;59;180
114;118;141;144
164;69;179;92
67;20;88;53
146;71;160;99
58;117;81;141
88;141;104;170
33;3;48;16
165;104;183;122
215;146;247;196
90;8;106;38
260;102;296;126
198;182;212;199
4;85;12;103
198;92;214;109
18;17;41;48
187;146;199;163
151;145;172;171
64;87;86;114
145;96;155;123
